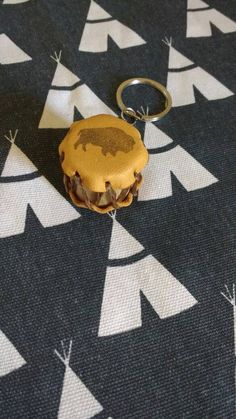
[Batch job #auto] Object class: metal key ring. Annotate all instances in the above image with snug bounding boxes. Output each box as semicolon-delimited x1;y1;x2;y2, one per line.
116;77;172;123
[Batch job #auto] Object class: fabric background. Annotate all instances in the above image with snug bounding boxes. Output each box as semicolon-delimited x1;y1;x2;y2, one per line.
0;0;236;418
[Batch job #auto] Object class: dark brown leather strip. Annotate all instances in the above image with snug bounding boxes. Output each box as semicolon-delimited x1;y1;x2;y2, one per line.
105;182;120;209
64;172;142;212
95;192;102;206
118;187;130;202
130;173;142;196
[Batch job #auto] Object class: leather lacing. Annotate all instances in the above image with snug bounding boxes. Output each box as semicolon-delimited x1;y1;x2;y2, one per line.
63;172;142;213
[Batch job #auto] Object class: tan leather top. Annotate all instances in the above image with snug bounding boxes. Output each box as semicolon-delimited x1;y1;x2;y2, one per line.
59;114;149;192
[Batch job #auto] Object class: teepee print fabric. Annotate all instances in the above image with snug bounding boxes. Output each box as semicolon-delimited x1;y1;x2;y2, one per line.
0;0;235;418
39;52;115;128
0;34;32;64
55;341;104;419
3;0;31;3
98;214;197;336
186;0;236;37
79;0;146;52
0;330;26;377
138;123;218;200
165;40;234;106
0;130;80;238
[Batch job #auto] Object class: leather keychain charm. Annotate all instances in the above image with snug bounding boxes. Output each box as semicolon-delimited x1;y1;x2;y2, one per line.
59;78;172;214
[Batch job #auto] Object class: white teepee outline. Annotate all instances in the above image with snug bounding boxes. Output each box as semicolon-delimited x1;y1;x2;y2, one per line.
39;52;115;128
143;122;173;149
0;130;80;238
55;341;103;419
79;0;146;52
0;330;26;377
50;51;80;87
108;212;144;259
0;34;32;64
166;40;193;69
221;284;236;412
137;115;218;201
2;130;36;176
3;0;30;3
98;214;197;336
164;38;234;107
221;285;236;357
87;0;111;20
188;0;209;9
187;0;236;37
138;143;218;201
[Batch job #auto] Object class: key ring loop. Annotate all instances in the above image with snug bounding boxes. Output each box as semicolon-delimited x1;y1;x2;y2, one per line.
116;77;172;123
120;107;138;125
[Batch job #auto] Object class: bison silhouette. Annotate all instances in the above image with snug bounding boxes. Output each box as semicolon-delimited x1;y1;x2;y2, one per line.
74;127;135;156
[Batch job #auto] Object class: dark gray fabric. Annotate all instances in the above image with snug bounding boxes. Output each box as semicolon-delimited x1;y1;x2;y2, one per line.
0;0;236;418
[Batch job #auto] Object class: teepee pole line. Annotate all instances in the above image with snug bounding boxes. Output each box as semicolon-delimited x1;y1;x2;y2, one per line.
54;339;73;367
107;210;117;220
162;36;173;47
67;339;73;361
50;50;62;64
137;105;149;119
221;284;236;415
54;349;65;365
221;284;236;356
62;341;67;360
4;129;19;144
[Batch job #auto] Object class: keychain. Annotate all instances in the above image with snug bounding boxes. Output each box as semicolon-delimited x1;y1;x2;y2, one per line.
59;77;172;214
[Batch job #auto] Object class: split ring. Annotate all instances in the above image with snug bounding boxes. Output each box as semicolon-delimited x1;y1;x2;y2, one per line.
116;77;172;123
